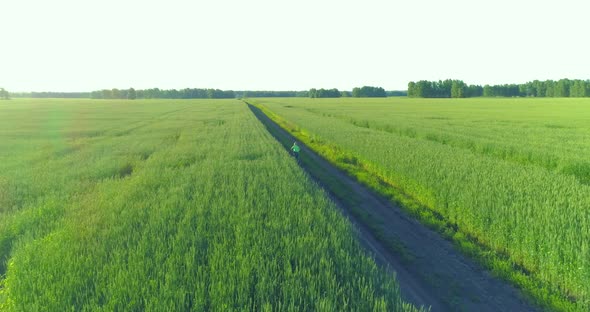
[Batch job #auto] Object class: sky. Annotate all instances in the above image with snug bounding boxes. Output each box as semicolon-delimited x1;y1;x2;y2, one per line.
1;0;589;92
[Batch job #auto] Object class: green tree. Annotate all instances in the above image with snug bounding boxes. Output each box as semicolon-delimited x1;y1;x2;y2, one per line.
465;85;483;97
111;88;122;99
569;80;589;97
127;88;137;100
101;89;113;99
309;88;341;98
408;79;589;98
0;88;9;100
555;79;570;97
451;81;466;98
352;86;386;97
439;79;453;97
407;82;416;97
351;87;361;97
534;80;546;97
519;82;536;97
570;81;582;97
408;80;469;98
309;88;318;98
416;81;432;97
483;85;493;97
545;81;555;97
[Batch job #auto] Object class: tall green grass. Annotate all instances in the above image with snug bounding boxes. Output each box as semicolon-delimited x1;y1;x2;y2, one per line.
0;99;421;311
249;97;590;311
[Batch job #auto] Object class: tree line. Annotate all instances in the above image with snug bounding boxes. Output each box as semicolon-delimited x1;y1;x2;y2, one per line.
90;88;237;99
489;79;590;97
240;90;308;98
307;86;386;98
408;79;590;98
3;85;391;100
91;87;386;99
10;92;91;98
309;88;341;98
407;80;483;98
0;88;10;100
352;86;386;97
5;80;589;100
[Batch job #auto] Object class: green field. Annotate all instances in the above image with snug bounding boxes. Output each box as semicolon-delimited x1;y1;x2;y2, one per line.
248;97;590;310
0;99;421;311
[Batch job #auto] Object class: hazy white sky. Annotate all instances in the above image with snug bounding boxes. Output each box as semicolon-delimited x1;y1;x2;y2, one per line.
1;0;589;92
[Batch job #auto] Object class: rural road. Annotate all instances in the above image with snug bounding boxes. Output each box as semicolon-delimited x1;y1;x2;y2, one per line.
247;103;538;312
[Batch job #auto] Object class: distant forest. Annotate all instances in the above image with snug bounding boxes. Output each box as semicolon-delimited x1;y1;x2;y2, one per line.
408;79;590;98
6;79;589;99
309;86;390;98
9;91;91;98
91;88;236;99
7;86;398;99
8;89;300;99
88;86;390;99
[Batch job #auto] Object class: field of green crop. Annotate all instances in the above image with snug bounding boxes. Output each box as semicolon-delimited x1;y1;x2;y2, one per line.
0;99;421;311
249;97;590;310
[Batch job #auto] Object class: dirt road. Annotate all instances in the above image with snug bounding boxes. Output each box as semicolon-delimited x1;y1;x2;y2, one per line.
247;103;538;312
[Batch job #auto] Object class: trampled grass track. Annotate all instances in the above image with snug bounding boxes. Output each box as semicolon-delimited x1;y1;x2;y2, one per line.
246;97;590;311
0;99;422;311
